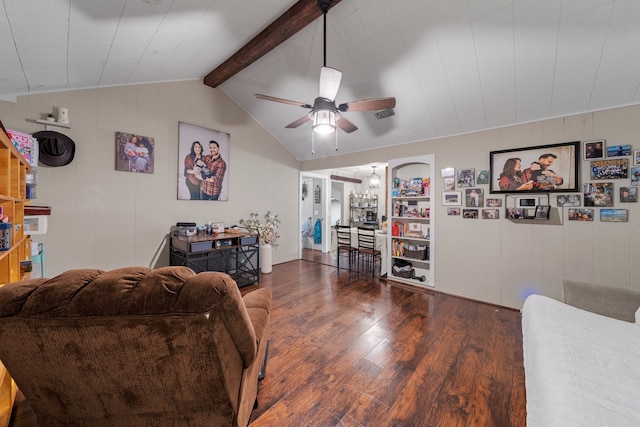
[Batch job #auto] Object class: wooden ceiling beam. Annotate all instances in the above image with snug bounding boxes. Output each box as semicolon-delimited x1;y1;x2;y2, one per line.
204;0;341;88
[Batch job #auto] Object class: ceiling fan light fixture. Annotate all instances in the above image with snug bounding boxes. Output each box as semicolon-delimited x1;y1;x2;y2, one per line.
368;166;380;189
311;109;337;134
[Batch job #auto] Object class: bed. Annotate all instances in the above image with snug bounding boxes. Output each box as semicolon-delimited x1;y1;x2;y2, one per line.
522;293;640;426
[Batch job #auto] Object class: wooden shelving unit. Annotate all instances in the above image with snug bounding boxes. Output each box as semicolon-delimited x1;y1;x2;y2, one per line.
0;124;30;425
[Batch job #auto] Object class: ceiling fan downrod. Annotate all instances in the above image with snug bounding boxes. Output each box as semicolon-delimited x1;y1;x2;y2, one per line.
318;0;332;67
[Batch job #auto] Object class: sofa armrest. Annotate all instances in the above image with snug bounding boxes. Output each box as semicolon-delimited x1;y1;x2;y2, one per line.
563;279;640;322
242;288;271;344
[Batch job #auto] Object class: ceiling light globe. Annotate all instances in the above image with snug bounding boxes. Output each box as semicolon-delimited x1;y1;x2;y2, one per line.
312;110;337;134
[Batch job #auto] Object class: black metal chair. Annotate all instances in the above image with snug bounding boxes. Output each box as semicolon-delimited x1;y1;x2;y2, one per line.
357;226;381;276
335;225;358;271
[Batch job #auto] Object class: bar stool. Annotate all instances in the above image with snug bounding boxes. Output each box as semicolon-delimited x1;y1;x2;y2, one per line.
357;227;381;276
335;225;358;271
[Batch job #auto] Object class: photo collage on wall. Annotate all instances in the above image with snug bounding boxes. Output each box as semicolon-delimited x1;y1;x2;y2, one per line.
441;139;638;222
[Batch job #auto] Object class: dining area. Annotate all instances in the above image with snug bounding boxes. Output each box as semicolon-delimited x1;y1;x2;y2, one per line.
330;226;388;277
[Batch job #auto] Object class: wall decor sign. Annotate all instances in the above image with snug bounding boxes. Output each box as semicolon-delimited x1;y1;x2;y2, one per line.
489;141;580;194
115;132;154;174
177;122;230;201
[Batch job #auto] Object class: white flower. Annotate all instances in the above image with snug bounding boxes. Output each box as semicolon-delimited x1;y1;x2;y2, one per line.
239;211;281;247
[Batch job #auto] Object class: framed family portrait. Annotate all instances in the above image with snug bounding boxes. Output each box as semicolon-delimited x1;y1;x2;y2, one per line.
568;208;593;221
177;122;230;201
115;131;154;174
584;182;614;207
489;141;580;194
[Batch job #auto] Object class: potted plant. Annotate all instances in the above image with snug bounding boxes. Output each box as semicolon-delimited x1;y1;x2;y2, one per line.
46;113;55;122
239;211;280;274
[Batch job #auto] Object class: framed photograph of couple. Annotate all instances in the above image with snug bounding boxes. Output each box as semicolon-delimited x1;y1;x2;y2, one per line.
177;122;230;201
489;141;580;194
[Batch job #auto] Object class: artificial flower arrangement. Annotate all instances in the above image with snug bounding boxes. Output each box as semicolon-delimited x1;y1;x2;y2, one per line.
239;211;281;247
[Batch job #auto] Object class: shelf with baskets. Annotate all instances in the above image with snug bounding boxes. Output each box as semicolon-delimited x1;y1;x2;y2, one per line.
349;193;378;228
387;155;434;287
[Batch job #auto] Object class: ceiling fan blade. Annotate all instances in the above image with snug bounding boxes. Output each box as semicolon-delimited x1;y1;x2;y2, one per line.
255;94;312;109
338;97;396;112
285;115;311;129
318;67;342;101
336;116;358;133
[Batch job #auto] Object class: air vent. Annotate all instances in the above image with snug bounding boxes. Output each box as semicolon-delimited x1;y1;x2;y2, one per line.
375;109;395;120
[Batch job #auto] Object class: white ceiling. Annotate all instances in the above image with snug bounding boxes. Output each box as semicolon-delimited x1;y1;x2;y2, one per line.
2;0;640;162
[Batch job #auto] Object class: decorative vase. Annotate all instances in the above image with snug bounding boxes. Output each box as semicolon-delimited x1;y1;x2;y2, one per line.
260;243;272;274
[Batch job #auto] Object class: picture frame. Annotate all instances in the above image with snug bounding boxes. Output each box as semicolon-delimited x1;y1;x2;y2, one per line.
115;131;154;174
486;198;503;207
477;170;489;185
600;209;629;222
489;141;580;193
442;191;462;206
619;187;637;203
584;182;614;207
443;177;455;191
441;167;455;178
557;194;581;207
568;208;594;221
518;197;537;207
506;208;525;219
590;158;628;180
462;209;478;219
447;207;460;216
465;188;483;207
177;122;230;201
482;209;499;219
584;139;605;160
457;168;475;187
606;144;632;157
632;167;640;186
534;205;550;219
634;150;640;166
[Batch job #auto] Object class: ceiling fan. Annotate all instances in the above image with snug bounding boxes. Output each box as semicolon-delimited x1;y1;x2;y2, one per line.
254;0;396;145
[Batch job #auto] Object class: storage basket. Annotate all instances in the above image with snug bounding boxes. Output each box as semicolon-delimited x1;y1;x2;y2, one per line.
392;259;414;278
402;243;428;260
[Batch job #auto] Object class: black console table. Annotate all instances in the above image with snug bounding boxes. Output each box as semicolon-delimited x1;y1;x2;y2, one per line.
169;226;259;287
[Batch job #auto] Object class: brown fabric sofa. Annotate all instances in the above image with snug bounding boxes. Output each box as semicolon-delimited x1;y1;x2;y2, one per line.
0;266;271;427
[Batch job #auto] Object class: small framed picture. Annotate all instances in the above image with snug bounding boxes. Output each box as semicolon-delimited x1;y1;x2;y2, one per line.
442;191;462;206
477;170;489;185
447;207;460;216
600;209;629;222
590;159;628;179
632;167;640;186
443;177;455;191
620;187;638;202
568;208;594;221
607;144;632;157
482;209;499;219
465;188;484;207
584;139;605;160
634;150;640;166
518;197;537;207
457;168;475;187
557;194;581;207
486;198;503;207
534;205;550;219
441;167;455;178
506;208;525;219
462;209;478;219
584;182;614;207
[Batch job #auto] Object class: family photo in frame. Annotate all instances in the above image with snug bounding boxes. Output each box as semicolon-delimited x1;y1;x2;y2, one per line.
489;141;579;194
177;122;230;201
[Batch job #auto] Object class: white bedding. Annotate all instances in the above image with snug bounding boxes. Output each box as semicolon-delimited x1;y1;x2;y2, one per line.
522;294;640;427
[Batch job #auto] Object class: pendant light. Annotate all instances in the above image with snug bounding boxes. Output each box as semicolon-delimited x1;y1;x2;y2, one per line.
368;166;380;189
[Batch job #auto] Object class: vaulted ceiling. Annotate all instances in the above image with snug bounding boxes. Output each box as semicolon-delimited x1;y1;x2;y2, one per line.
1;0;639;161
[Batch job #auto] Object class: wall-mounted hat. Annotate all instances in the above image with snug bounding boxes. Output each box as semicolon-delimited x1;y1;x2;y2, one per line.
33;130;75;167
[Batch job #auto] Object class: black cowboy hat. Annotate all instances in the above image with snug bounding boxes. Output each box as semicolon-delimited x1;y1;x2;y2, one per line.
33;130;75;167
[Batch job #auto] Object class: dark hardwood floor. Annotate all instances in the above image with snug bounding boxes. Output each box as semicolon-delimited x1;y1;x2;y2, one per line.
8;258;526;426
247;259;526;426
